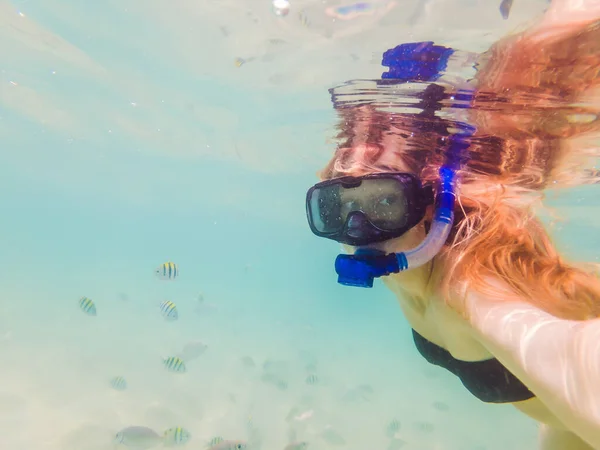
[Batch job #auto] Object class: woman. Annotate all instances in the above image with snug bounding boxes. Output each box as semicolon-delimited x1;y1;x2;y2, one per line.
305;1;600;449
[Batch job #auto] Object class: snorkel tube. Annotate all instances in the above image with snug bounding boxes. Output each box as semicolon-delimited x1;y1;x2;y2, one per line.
335;41;476;288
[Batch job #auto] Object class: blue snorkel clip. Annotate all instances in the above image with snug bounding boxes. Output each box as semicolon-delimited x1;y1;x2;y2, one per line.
335;42;476;288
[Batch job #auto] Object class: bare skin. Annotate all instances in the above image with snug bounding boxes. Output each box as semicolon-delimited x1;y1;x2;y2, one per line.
342;203;593;448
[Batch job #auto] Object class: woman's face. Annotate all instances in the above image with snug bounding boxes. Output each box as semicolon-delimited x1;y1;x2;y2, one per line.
330;144;434;292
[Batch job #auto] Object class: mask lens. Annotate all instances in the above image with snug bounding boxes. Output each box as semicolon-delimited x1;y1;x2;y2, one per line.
308;177;409;234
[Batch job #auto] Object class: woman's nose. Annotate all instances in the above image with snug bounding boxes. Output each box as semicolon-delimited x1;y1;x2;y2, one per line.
345;212;370;239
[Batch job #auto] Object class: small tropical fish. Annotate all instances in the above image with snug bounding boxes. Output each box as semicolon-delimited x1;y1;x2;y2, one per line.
110;376;127;391
155;262;179;280
414;421;435;433
78;296;97;316
305;374;318;385
385;418;401;438
284;442;309;450
159;300;178;321
163;427;191;446
432;400;449;411
163;356;186;373
114;426;162;449
194;292;218;315
260;372;288;390
178;340;207;361
208;440;247;450
298;10;309;27
208;436;225;447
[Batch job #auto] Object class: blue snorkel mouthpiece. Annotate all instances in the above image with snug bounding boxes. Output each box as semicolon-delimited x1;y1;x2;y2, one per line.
335;249;401;288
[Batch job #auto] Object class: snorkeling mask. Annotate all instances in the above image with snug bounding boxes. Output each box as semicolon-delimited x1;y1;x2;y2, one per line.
305;167;457;288
306;173;435;247
305;40;475;288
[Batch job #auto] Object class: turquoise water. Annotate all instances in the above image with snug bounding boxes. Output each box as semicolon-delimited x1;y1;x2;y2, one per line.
0;0;586;449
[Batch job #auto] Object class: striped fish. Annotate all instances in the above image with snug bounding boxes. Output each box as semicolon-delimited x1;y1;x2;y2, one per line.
385;418;401;438
163;427;191;446
305;374;318;385
78;296;97;316
284;442;309;450
208;440;247;450
155;261;179;280
109;376;127;391
114;426;162;448
163;356;186;373
208;436;225;447
159;300;178;321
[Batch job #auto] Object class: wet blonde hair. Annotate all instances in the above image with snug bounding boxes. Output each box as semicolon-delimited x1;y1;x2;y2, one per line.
320;21;600;321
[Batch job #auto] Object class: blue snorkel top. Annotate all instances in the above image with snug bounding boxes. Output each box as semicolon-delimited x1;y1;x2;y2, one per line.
381;41;455;82
334;41;476;288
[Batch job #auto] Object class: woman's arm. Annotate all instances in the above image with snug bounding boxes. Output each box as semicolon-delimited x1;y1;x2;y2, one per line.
464;283;600;448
